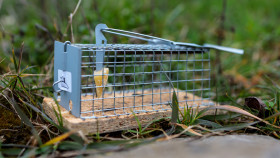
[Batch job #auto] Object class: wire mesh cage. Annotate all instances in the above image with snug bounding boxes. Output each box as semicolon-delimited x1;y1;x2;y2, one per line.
53;24;243;119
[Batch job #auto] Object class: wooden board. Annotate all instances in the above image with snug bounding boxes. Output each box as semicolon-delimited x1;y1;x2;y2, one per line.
43;89;220;135
79;88;213;118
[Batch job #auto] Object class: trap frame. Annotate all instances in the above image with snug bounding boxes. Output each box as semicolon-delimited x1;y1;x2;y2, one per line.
53;24;243;119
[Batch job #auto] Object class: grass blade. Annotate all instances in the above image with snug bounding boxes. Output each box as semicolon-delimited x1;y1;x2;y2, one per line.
200;113;240;121
17;42;24;74
142;117;170;132
171;90;179;124
176;123;202;136
58;141;83;150
194;119;223;128
206;105;280;129
22;101;84;144
132;112;142;133
11;47;18;73
41;131;75;147
52;97;64;127
212;121;259;132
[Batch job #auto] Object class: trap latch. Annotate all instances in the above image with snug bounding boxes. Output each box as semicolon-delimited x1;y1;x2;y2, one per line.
53;41;72;93
53;40;82;117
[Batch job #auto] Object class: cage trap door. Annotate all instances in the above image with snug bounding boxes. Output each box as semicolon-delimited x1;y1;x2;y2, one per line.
95;24;108;71
53;41;82;117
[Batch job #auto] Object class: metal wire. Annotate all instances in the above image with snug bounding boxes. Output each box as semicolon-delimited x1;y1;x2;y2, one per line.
77;44;212;118
54;24;242;120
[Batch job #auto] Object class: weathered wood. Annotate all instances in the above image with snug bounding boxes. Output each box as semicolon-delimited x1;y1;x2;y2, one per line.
43;90;221;135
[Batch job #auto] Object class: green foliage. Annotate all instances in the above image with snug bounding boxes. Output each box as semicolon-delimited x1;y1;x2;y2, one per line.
52;96;64;127
127;112;169;138
0;44;85;157
1;0;280;157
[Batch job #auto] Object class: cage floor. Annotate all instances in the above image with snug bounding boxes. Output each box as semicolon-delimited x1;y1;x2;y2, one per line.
76;88;212;118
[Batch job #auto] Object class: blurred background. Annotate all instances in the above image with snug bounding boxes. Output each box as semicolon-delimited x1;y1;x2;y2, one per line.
0;0;279;102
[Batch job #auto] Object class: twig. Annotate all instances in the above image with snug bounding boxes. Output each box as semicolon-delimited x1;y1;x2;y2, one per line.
64;0;82;43
18;42;24;74
18;125;49;157
35;23;54;41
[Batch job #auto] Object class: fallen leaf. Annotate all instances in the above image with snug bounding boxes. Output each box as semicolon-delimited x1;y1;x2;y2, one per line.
245;97;266;118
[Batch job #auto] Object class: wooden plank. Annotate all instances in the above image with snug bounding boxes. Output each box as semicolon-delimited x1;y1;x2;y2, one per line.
43;90;221;135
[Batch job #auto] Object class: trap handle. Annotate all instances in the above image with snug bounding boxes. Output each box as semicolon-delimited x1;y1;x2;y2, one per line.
203;43;244;55
96;24;244;54
100;26;244;54
175;42;244;55
101;27;175;46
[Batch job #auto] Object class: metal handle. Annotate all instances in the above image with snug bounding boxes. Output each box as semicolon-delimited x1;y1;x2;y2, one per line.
203;44;244;55
101;27;174;46
175;42;244;55
53;80;62;93
95;24;244;55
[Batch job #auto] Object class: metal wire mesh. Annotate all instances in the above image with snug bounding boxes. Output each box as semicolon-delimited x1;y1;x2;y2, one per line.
53;24;243;119
72;44;213;119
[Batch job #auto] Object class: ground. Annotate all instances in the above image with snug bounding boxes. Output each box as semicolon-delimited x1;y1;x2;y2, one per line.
95;135;280;158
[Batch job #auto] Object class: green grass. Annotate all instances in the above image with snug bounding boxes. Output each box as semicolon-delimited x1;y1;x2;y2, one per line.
1;44;280;157
1;0;280;157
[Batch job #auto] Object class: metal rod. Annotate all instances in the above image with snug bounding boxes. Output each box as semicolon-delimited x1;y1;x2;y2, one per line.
81;59;210;65
81;78;211;89
101;28;174;45
113;51;117;115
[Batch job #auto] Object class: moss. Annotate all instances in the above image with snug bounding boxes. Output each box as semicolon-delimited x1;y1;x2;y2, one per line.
0;106;32;144
0;106;21;128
